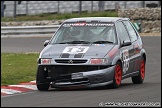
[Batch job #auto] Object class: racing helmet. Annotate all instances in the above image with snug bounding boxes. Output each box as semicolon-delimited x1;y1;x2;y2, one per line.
69;27;81;38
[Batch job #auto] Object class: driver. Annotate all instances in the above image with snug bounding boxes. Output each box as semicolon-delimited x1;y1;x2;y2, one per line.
63;27;81;41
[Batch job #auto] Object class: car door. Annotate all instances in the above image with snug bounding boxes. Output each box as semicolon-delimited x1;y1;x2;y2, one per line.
123;20;142;72
115;21;135;76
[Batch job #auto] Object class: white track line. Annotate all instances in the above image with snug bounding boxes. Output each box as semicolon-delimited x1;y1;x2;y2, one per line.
1;80;37;95
9;85;37;90
30;80;36;83
1;89;22;94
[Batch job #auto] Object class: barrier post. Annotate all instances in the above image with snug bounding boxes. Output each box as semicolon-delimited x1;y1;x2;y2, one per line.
133;22;141;33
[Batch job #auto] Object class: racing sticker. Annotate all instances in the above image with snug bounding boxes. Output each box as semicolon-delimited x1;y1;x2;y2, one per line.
120;50;130;74
60;46;89;58
63;23;114;27
94;44;105;46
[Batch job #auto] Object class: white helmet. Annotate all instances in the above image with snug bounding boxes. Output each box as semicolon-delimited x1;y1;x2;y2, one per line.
69;27;82;38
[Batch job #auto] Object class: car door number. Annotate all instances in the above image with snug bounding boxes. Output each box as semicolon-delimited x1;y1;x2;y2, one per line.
121;50;130;73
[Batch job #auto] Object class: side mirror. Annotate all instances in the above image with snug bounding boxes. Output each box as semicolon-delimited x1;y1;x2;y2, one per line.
44;40;49;47
121;40;131;47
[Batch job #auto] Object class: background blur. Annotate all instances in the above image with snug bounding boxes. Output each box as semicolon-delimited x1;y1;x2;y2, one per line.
1;1;161;17
1;1;161;34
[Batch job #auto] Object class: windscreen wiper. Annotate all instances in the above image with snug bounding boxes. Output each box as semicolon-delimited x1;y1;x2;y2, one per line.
92;41;114;44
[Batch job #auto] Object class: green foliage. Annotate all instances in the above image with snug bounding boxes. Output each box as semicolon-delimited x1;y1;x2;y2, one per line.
1;11;118;22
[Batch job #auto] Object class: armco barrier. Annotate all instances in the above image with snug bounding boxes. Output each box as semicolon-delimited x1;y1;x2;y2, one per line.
1;25;161;38
1;25;60;35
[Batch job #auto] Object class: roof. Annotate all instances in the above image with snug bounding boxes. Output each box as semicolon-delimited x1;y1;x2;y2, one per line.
64;17;129;23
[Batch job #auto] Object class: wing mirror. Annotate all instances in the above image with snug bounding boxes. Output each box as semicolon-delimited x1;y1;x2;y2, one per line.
44;40;50;47
121;40;132;47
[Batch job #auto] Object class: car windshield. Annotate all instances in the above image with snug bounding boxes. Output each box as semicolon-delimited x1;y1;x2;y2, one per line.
50;22;117;44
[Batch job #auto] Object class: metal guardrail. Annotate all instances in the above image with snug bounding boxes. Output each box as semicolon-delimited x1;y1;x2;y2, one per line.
1;25;60;35
1;25;160;38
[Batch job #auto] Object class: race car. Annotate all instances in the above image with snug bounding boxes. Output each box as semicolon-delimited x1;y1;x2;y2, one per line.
36;17;146;91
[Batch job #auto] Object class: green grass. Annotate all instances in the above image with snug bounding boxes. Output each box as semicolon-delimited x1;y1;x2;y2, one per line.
1;11;118;22
1;53;39;86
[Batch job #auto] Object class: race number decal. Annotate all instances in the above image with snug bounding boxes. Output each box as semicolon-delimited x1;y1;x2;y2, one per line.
120;50;130;73
62;46;89;54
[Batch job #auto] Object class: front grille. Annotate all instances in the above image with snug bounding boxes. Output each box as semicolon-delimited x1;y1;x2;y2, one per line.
55;59;87;64
41;65;109;80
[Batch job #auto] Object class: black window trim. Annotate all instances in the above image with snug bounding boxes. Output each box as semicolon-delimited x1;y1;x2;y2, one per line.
115;20;131;46
127;20;139;42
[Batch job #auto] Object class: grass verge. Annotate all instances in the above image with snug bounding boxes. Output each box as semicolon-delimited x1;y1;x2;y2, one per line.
1;11;118;22
1;53;39;86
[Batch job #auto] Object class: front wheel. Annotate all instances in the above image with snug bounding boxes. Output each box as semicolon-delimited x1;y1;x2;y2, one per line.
37;83;50;91
36;66;50;91
109;61;122;88
132;58;145;84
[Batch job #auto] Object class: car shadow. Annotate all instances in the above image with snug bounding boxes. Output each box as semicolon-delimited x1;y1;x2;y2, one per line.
43;82;148;92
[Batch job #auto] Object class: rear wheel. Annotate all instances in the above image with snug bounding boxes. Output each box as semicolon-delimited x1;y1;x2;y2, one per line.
109;61;122;88
36;66;50;91
132;58;145;84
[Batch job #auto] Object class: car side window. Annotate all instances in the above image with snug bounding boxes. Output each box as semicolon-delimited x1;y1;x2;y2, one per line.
115;21;130;44
123;21;138;42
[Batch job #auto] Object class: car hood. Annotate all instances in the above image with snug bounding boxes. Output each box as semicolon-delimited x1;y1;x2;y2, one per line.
40;44;115;58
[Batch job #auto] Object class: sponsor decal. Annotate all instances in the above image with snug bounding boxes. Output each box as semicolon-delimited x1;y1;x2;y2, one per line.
63;23;114;27
108;47;118;58
134;44;141;54
120;50;130;74
94;44;105;46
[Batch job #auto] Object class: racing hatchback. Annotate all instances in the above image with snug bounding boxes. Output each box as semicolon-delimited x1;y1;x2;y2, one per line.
36;17;146;91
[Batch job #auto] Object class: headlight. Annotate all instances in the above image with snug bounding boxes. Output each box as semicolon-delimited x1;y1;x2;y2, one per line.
90;58;108;64
41;58;52;64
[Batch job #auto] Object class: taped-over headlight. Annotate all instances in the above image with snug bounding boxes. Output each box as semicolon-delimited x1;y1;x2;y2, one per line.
90;58;108;64
41;58;52;64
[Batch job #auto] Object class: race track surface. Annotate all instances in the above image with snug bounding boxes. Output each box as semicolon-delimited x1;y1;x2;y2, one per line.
1;36;161;107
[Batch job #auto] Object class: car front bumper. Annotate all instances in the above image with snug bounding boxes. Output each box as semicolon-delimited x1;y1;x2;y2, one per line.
50;65;115;88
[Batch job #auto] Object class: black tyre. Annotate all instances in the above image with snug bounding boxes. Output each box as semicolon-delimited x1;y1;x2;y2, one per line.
132;57;145;84
36;66;50;91
109;61;122;88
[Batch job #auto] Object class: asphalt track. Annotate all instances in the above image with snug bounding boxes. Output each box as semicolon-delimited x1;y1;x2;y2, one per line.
1;36;161;107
